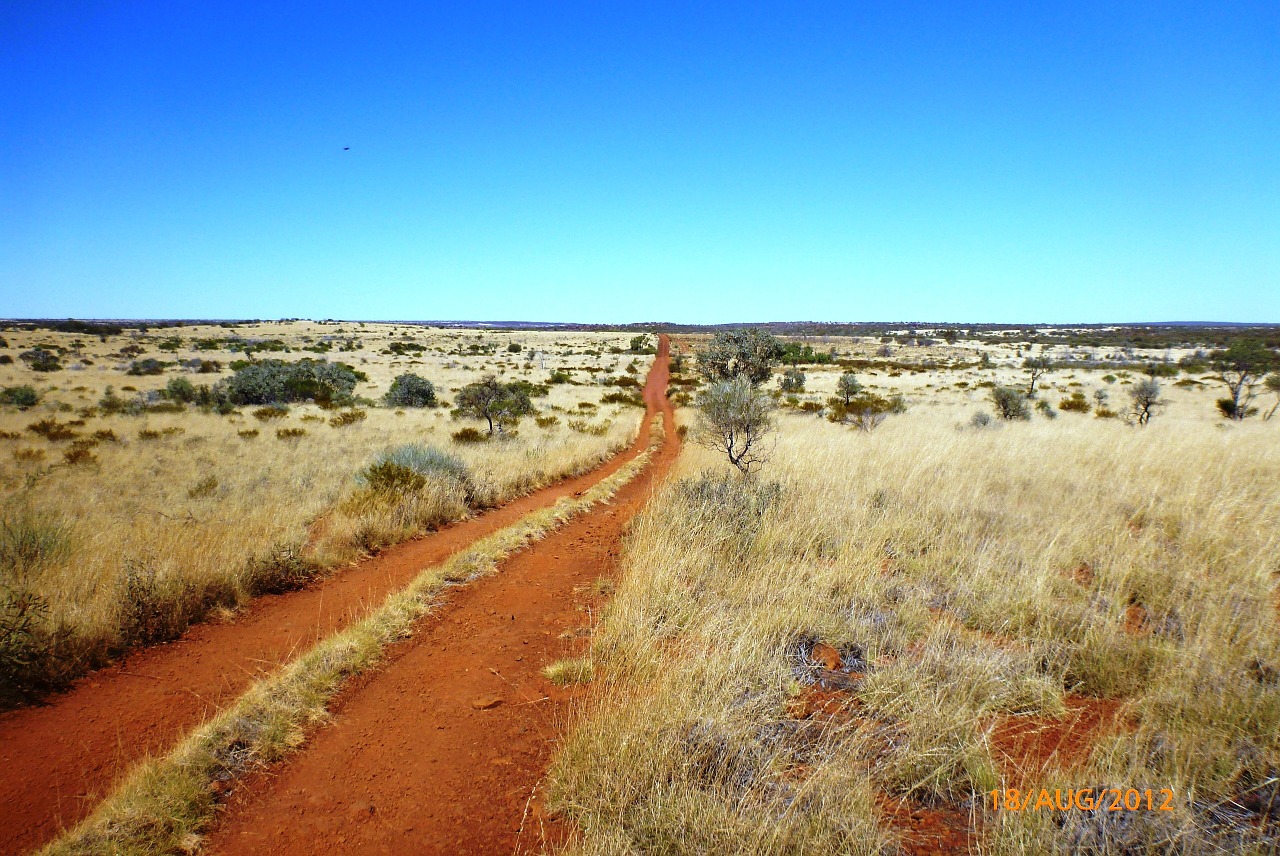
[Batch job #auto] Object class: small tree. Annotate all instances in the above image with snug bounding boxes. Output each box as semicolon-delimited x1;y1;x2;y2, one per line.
1022;357;1052;397
1211;339;1274;420
164;377;198;404
629;334;653;353
19;348;61;372
696;329;784;386
1264;375;1280;422
384;373;437;408
453;374;533;434
1128;378;1164;426
778;367;805;393
991;386;1030;420
696;376;775;476
834;372;862;405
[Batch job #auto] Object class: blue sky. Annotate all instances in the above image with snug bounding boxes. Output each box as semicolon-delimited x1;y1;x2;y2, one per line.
2;2;1276;323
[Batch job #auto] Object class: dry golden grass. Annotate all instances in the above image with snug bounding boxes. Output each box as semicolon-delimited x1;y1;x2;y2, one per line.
0;323;652;700
550;391;1280;854
39;424;659;856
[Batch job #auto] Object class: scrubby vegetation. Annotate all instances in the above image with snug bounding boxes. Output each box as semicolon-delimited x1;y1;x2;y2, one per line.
0;322;652;705
551;403;1280;855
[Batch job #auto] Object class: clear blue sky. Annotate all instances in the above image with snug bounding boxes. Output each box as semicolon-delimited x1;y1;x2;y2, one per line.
2;2;1276;323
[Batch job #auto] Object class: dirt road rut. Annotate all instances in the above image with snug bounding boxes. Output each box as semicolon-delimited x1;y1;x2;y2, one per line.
0;337;673;856
205;336;677;855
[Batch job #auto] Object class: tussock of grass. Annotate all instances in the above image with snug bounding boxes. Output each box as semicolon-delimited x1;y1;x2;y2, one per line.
544;657;595;686
550;411;1280;854
39;434;658;856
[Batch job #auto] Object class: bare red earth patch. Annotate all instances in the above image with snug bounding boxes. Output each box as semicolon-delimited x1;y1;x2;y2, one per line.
877;795;979;856
0;342;673;856
200;338;677;856
989;695;1126;778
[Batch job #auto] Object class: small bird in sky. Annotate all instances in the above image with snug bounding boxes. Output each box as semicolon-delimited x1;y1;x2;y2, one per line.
343;146;350;151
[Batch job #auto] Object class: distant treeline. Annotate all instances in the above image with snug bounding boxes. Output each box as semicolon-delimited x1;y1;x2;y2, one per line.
4;318;1278;350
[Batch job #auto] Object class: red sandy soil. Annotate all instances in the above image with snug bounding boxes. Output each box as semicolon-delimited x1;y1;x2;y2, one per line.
0;338;673;856
878;796;978;856
988;695;1126;778
204;339;677;855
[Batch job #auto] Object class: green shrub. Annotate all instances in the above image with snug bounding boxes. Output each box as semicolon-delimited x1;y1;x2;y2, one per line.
779;367;806;393
276;427;307;440
19;348;61;372
1035;399;1057;419
453;374;534;434
126;358;165;376
383;373;437;408
451;427;487;444
164;377;198;403
237;429;259;439
0;385;39;409
222;359;362;406
535;415;560;428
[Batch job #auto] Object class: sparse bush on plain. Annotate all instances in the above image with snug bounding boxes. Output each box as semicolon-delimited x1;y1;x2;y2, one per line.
361;444;473;495
126;358;165;376
451;427;487;444
834;372;863;405
1059;391;1091;413
696;328;784;386
696;375;775;475
252;405;289;421
1211;339;1274;420
222;359;363;406
163;376;198;403
779;366;806;393
0;386;39;409
1022;356;1053;396
383;373;437;408
1128;378;1165;425
26;419;78;442
991;386;1031;420
19;348;61;372
328;409;367;427
452;374;534;434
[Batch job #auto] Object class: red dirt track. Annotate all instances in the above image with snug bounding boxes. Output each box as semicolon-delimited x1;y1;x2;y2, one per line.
0;337;674;856
204;335;677;855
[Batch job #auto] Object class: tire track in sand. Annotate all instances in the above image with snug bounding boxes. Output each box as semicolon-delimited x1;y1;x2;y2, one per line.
204;336;678;855
0;340;672;856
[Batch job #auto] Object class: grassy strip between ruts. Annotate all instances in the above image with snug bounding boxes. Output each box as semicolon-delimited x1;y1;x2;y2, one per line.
40;414;662;856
